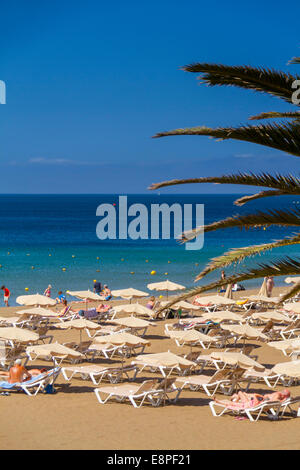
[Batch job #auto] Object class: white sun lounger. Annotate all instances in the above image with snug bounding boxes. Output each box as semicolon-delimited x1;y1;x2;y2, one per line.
61;364;139;384
0;367;61;396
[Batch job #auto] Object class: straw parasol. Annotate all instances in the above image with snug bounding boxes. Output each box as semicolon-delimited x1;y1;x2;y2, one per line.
160;300;200;311
221;324;269;343
111;288;149;303
112;316;157;331
224;284;233;299
251;311;292;323
113;303;152;317
93;331;150;348
17;307;60;319
16;293;56;307
245;294;280;304
258;278;268;297
285;277;300;284
194;295;236;306
268;338;300;354
201;310;245;323
166;329;220;352
53;318;102;343
272;360;300;377
0;327;39;343
26;342;83;365
210;351;265;372
147;280;185;299
132;351;195;370
67;290;104;309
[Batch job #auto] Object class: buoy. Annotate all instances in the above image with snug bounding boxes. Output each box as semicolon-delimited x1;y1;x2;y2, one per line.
121;258;124;261
72;255;75;258
145;260;149;263
25;287;29;291
31;266;35;269
96;257;99;260
7;252;10;255
26;254;30;256
263;227;266;231
130;271;135;274
62;268;66;271
168;261;171;264
165;272;168;275
151;270;156;275
195;263;199;266
49;254;52;256
93;279;97;283
159;295;163;299
96;269;100;272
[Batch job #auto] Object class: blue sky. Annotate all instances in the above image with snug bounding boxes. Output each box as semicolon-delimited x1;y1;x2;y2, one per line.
1;0;300;193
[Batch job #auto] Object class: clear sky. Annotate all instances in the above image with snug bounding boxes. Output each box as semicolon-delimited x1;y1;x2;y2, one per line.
1;0;300;193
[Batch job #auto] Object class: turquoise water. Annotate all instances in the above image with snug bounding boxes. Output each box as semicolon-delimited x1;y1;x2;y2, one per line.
0;194;299;305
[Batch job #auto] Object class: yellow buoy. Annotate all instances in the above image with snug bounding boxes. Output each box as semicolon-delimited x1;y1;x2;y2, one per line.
62;267;66;271
72;255;75;258
145;260;149;263
49;254;52;256
7;252;10;255
96;257;100;260
168;261;171;264
31;266;35;269
25;287;29;291
165;272;168;275
159;295;163;299
130;271;135;274
96;269;100;272
150;270;156;275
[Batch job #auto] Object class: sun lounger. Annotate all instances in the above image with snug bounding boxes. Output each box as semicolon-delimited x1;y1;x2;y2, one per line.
61;364;139;384
176;368;245;397
0;367;61;396
209;398;285;421
94;377;183;407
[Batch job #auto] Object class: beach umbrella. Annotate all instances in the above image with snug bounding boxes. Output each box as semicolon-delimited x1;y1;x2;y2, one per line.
283;303;300;314
268;338;300;354
245;295;280;304
224;284;233;299
272;360;300;377
93;331;150;348
193;295;236;306
210;351;265;372
221;324;269;343
166;329;220;352
147;280;185;299
258;278;268;297
160;300;200;311
201;310;245;324
251;311;292;324
132;351;195;370
26;342;83;365
112;316;157;334
0;327;39;343
111;288;149;303
53;318;102;343
16;293;56;307
17;307;60;318
113;303;152;317
67;290;104;310
285;277;300;284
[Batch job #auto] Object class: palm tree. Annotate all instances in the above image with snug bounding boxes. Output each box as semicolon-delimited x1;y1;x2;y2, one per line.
149;56;300;310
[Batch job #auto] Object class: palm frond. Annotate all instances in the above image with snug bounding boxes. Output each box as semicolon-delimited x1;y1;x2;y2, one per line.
280;281;300;302
288;57;300;65
155;256;300;315
153;122;300;158
181;208;300;244
196;233;300;280
234;190;289;206
149;172;300;196
249;111;300;121
181;63;300;105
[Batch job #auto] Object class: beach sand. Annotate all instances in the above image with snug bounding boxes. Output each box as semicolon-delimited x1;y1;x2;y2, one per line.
0;286;300;450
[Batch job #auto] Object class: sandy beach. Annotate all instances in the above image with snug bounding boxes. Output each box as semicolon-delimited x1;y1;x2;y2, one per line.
0;285;300;450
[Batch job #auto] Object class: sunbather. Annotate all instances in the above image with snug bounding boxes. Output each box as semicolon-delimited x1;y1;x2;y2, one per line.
96;303;111;314
1;361;48;383
214;389;290;409
59;299;80;318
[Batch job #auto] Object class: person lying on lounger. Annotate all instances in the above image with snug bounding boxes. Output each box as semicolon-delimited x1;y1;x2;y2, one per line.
96;303;111;314
1;362;49;383
214;389;290;409
59;299;81;318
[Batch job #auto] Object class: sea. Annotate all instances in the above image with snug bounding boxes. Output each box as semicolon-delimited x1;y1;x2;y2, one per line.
0;194;299;305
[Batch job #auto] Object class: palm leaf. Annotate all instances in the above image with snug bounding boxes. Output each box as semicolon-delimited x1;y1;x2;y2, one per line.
181;208;300;244
155;256;300;315
153;122;300;158
249;111;300;121
181;63;300;105
234;190;289;206
149;172;300;193
196;233;300;280
288;57;300;65
280;281;300;302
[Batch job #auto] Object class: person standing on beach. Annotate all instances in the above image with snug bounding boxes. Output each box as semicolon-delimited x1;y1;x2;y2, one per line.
266;276;274;297
93;280;102;295
1;285;10;307
44;284;52;297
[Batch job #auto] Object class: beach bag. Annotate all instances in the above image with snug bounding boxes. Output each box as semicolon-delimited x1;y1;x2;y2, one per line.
44;384;55;394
